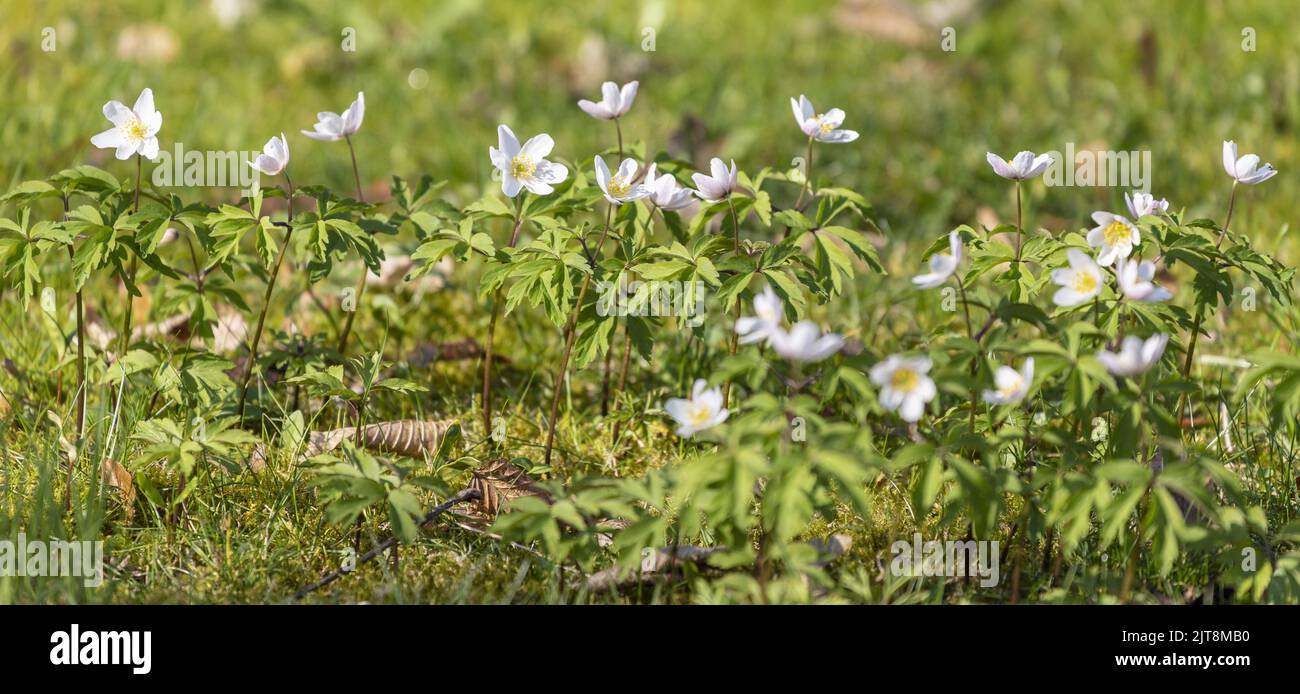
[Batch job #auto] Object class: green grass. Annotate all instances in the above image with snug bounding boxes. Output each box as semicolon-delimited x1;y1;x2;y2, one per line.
1;0;1299;603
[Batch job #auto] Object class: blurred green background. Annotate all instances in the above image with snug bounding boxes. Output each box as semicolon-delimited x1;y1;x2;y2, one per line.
2;0;1296;258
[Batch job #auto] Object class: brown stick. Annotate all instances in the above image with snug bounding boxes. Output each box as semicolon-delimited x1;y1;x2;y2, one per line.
238;175;295;422
482;206;526;437
543;206;614;468
293;488;480;600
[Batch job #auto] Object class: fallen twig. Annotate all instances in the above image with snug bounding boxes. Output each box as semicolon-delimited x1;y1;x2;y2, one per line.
293;487;481;600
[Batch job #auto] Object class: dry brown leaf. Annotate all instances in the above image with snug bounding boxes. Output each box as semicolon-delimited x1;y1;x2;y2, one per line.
469;458;549;518
246;444;268;473
101;458;136;520
303;419;456;460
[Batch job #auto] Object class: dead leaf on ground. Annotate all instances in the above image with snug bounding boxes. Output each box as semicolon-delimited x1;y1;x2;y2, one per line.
101;458;136;520
468;458;550;518
246;444;267;473
303;419;456;460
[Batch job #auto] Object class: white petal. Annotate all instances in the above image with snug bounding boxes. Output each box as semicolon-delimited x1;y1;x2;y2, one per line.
899;394;926;422
1223;141;1238;178
343;92;364;134
497;124;520;157
578;100;613;119
102;100;133;126
617;81;638;115
301;129;341;142
90;127;124;149
501;173;523;198
534;161;568;184
520;133;555;160
600;81;621;110
1235;153;1260;180
818;129;859;143
594;156;611;191
1027;153;1054;177
132;88;156;119
986;152;1016;179
665;398;691;423
798;95;814;121
114;141;138;160
1053;287;1085;307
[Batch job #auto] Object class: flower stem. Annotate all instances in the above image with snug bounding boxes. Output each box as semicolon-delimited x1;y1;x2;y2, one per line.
64;194;84;512
118;156;144;360
721;196;743;408
956;276;977;432
336;136;367;356
610;206;659;447
1178;182;1239;425
1013;180;1023;265
543;204;613;468
344;135;364;203
483;195;526;439
238;173;295;423
599;119;627;417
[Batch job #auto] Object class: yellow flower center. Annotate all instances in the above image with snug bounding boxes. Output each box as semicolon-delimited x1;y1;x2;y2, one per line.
891;367;919;393
816;115;835;135
124;116;147;141
607;175;632;198
998;375;1024;399
687;403;713;425
511;155;536;179
1102;220;1129;247
1072;270;1098;294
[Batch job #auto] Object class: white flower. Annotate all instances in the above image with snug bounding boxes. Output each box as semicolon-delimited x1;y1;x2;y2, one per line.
643;164;695;210
985;150;1053;180
594;156;650;205
577;81;638;120
488;124;568;198
789;95;859;143
1222;140;1277;185
1096;334;1168;377
770;321;844;363
247;133;290;176
869;355;937;423
982;358;1034;405
691;158;738;203
301;92;364;142
736;285;784;346
665;379;729;437
90;87;162;161
1086;211;1140;266
912;230;963;289
1116;257;1172;302
1051;249;1105;307
1125;191;1169;219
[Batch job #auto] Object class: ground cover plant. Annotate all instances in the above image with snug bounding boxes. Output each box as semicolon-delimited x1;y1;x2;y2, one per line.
1;0;1299;604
